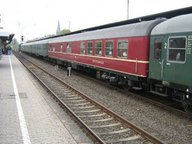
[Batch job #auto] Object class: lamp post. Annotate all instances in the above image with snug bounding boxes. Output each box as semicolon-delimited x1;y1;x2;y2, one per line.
127;0;129;19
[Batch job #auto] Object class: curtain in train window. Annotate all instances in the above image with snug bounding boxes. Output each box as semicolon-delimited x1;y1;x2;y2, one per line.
60;44;63;52
105;41;114;57
118;40;128;58
168;37;186;62
96;41;102;56
80;42;85;54
88;42;93;55
67;43;72;53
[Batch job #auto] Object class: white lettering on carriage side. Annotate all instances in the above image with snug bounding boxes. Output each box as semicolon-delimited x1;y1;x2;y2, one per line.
9;56;31;144
92;59;104;64
187;35;192;54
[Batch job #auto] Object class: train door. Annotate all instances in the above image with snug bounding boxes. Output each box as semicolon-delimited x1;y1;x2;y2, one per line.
162;36;187;84
149;36;165;81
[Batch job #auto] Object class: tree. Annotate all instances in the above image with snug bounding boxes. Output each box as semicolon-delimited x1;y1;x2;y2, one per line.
58;29;71;35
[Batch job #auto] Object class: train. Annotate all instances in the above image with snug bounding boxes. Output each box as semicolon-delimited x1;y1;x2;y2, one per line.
21;14;192;112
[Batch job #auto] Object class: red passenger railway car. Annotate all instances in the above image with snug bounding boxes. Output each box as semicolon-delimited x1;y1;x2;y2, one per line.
48;19;164;87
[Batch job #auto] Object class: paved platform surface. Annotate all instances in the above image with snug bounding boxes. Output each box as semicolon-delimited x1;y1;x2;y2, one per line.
0;54;93;144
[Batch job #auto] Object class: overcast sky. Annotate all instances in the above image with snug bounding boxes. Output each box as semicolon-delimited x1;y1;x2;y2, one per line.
0;0;192;41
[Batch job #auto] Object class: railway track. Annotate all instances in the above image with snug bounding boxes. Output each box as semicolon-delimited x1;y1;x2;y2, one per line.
15;53;164;143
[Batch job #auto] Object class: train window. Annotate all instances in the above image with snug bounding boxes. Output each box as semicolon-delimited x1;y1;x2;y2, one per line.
49;45;52;51
168;37;186;62
118;40;128;58
60;44;63;52
105;41;114;57
154;39;162;60
96;41;102;56
67;43;72;53
80;42;85;54
88;42;93;55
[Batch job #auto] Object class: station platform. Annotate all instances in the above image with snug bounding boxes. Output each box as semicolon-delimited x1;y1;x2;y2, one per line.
0;54;93;144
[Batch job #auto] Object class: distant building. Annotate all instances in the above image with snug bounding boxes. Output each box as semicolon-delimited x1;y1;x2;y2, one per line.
56;20;61;35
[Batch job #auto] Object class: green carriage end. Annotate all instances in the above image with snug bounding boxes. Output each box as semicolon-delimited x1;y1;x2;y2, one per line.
150;33;192;86
149;14;192;111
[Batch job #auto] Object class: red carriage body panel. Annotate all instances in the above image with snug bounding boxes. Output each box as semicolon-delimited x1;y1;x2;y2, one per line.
48;36;150;77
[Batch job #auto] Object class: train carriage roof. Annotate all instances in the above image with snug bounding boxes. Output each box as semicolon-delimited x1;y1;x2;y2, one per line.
22;38;50;46
151;14;192;35
49;19;165;43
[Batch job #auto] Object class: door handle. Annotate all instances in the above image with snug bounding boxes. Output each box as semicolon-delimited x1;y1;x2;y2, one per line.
161;59;164;78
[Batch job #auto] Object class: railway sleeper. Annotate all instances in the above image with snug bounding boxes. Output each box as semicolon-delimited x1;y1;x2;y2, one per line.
97;128;130;136
84;117;114;123
105;135;142;144
78;112;106;118
71;105;95;109
89;122;121;129
74;109;101;113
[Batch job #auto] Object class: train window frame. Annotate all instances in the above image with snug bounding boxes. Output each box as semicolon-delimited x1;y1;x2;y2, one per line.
154;38;163;60
167;36;187;63
80;41;86;54
105;40;114;57
95;41;102;56
49;45;52;51
60;44;63;52
117;40;128;58
87;41;93;55
66;43;72;53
